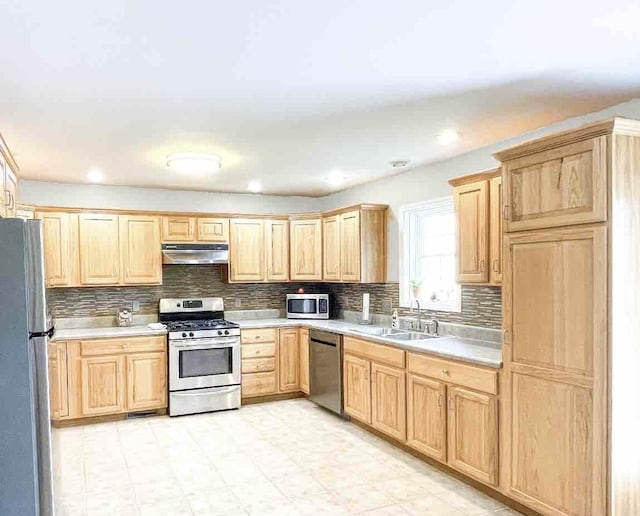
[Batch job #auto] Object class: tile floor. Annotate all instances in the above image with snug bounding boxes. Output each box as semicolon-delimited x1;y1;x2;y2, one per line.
53;398;522;515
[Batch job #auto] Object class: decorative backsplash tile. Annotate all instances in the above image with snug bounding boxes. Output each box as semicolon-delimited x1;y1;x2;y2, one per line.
326;283;502;329
49;265;502;329
48;265;317;318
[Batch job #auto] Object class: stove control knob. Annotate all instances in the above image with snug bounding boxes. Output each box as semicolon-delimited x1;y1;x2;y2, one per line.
181;332;187;338
224;330;230;335
218;330;223;336
189;332;194;337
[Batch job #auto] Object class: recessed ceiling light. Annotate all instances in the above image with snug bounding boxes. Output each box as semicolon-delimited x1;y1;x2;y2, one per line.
437;129;459;145
166;153;221;174
247;180;262;193
389;160;411;168
326;170;345;187
86;168;104;183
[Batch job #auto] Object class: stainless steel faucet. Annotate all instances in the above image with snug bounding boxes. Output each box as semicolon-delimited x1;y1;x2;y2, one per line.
409;299;422;330
425;317;439;336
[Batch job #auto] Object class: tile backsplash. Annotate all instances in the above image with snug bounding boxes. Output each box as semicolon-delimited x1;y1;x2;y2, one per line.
49;265;502;329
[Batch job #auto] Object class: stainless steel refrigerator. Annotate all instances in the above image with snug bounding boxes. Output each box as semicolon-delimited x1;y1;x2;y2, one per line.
0;219;54;516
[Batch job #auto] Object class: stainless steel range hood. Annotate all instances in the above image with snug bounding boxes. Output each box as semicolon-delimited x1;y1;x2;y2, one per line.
162;243;229;265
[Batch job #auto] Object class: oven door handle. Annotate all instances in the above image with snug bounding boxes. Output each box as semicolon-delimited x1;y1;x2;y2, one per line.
170;338;239;348
170;386;240;397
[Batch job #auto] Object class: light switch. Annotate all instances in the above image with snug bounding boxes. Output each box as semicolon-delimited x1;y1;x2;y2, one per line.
132;300;140;312
235;297;242;308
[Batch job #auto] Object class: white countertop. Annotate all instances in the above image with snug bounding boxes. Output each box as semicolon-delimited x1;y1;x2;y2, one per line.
231;318;502;368
51;325;167;341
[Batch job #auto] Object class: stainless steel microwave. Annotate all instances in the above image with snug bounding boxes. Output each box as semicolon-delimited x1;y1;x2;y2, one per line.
286;294;329;319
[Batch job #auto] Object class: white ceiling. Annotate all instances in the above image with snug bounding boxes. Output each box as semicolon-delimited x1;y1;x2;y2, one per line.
1;0;639;196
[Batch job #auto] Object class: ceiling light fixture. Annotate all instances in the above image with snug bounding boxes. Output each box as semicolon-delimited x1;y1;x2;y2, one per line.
326;170;345;187
437;129;459;145
166;153;221;174
86;168;104;183
389;160;411;168
247;180;262;193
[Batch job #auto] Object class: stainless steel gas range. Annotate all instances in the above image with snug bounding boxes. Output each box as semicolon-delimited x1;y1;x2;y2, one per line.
160;297;241;416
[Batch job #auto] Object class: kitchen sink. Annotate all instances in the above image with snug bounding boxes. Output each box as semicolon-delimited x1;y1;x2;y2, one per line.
353;327;441;341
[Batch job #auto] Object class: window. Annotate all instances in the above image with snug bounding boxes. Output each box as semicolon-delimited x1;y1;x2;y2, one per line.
399;197;461;312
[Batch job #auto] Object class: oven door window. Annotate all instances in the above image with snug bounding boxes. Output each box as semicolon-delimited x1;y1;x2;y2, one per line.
179;347;233;378
288;299;317;314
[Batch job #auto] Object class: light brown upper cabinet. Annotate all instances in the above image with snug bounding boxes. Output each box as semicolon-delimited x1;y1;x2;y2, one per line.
162;216;230;243
322;215;341;281
450;169;501;285
78;213;121;285
229;218;289;283
197;218;229;242
162;216;195;241
229;218;265;282
119;215;162;285
290;217;322;281
321;205;387;283
489;176;503;284
498;136;607;232
36;212;79;287
265;219;289;282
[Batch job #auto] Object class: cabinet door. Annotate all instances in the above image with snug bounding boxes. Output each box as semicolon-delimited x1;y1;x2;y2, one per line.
340;210;361;282
126;352;167;411
290;219;322;280
343;354;371;424
278;328;300;392
162;216;195;242
406;374;446;461
79;355;126;416
503;136;607;232
503;226;606;514
447;386;498;486
340;211;360;281
197;218;229;242
78;213;120;285
5;166;17;217
299;328;310;394
489;175;503;285
229;219;265;282
265;219;289;281
454;180;489;283
36;212;78;287
120;215;162;285
371;362;406;441
322;215;341;281
48;342;69;419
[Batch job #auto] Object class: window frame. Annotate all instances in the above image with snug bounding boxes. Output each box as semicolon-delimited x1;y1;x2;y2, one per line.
398;196;461;312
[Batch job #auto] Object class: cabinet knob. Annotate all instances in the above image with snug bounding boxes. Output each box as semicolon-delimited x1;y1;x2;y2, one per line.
442;369;449;375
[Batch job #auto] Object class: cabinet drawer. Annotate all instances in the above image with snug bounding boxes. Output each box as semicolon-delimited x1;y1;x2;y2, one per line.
407;353;498;395
343;336;405;368
80;336;166;356
241;342;276;359
242;357;276;374
241;328;277;344
242;372;277;397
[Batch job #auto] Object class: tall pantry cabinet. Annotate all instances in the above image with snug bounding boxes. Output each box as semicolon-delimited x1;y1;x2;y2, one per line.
495;118;640;516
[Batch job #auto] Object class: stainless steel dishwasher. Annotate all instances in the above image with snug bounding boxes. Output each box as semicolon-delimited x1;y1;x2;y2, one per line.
309;329;343;415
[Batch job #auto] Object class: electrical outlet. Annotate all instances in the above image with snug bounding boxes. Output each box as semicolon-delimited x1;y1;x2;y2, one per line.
132;300;140;312
344;295;349;307
235;297;242;308
382;299;393;313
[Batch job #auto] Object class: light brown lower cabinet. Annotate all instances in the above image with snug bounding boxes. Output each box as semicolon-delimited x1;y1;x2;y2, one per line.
278;328;300;392
447;386;498;486
344;352;406;440
126;352;167;411
241;328;278;398
344;353;372;423
47;342;69;419
299;328;310;394
48;336;167;421
406;373;447;461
